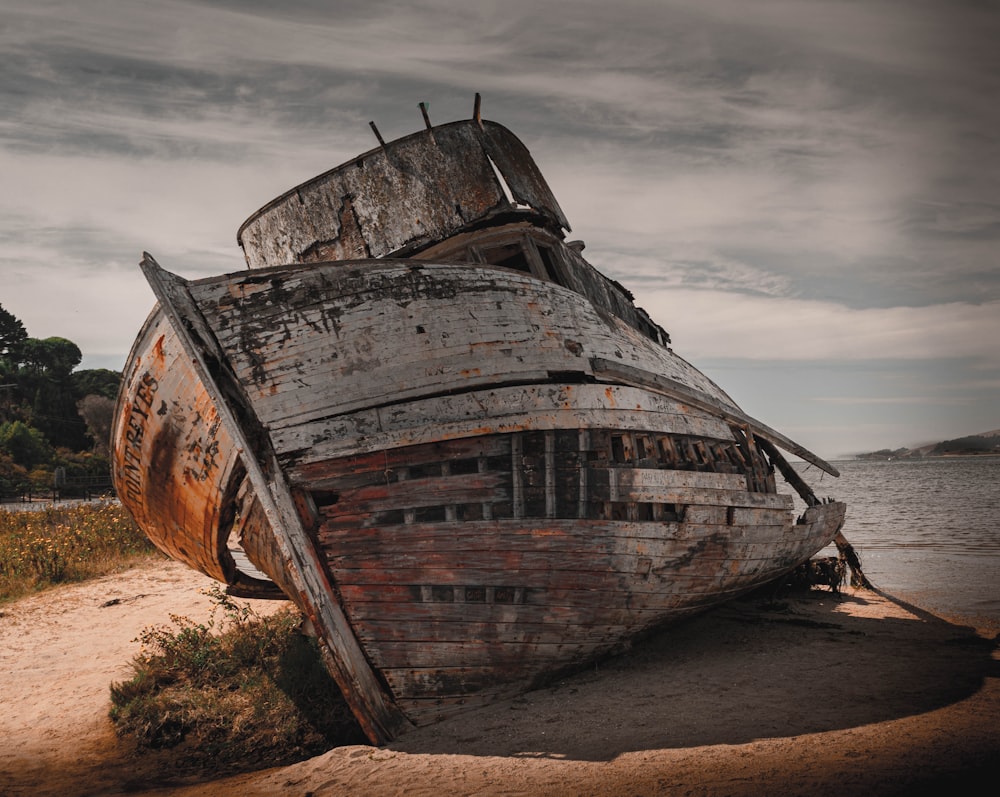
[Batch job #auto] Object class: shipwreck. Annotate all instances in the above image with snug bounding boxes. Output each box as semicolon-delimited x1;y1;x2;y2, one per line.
112;97;847;744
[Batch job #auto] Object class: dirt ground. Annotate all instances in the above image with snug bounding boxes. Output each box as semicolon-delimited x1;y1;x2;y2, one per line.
1;559;997;797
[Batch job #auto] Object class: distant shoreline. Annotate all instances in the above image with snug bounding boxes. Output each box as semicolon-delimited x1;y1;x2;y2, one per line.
853;451;1000;461
853;430;1000;460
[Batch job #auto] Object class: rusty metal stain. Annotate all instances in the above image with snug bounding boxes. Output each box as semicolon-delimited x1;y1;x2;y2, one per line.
112;310;242;584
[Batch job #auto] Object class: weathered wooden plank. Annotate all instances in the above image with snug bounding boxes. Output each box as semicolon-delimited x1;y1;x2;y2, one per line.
323;545;804;593
318;521;798;564
191;262;743;436
406;587;745;615
332;559;794;608
295;436;511;491
327;546;791;581
335;574;797;612
345;609;689;645
367;639;601;670
323;511;834;605
683;505;730;525
275;384;734;469
333;545;800;580
586;470;764;508
320;471;509;516
606;467;750;493
343;586;798;627
321;528;801;570
196;268;582;424
326;546;797;597
353;617;633;647
728;505;794;525
319;510;793;546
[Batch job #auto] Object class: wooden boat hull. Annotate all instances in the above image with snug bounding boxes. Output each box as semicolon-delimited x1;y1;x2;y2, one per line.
113;257;846;741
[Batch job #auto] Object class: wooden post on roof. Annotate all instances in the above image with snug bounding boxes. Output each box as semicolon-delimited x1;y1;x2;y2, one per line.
473;92;483;128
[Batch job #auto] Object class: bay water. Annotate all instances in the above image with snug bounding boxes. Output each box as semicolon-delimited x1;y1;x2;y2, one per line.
792;456;1000;628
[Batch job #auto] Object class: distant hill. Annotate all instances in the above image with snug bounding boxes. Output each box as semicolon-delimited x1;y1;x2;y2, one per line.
855;429;1000;460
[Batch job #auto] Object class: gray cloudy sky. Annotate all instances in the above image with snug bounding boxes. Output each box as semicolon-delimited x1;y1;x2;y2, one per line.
2;0;998;459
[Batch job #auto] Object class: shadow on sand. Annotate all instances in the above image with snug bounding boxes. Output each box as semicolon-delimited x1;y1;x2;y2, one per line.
390;587;999;761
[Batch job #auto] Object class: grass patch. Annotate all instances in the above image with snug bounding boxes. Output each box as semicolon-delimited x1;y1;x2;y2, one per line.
109;587;366;779
0;501;159;603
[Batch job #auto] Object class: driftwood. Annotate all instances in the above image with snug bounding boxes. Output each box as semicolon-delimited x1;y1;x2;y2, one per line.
834;532;874;589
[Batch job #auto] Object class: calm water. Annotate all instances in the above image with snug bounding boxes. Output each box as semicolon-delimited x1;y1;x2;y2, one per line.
791;456;1000;627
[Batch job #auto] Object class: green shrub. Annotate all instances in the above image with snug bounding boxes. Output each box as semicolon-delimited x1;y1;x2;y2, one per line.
0;420;52;470
109;587;366;777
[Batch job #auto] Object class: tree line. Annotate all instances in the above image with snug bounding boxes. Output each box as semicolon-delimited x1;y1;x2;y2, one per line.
930;435;1000;456
1;302;121;500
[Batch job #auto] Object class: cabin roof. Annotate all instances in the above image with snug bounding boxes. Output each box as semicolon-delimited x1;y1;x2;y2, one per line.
237;119;571;269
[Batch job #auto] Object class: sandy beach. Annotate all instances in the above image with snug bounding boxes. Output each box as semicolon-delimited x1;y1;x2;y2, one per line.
1;559;997;797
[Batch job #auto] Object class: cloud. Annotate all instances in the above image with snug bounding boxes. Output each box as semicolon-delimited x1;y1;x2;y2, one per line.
637;289;1000;365
812;396;971;407
1;0;998;456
